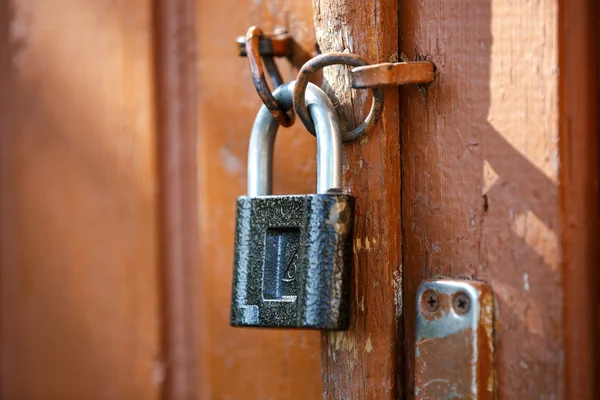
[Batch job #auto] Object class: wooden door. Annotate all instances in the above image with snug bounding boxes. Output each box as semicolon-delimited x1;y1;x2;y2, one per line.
399;0;598;397
0;0;597;399
0;1;162;398
194;1;322;399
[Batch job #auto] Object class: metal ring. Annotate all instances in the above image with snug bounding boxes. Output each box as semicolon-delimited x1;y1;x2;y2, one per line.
245;26;294;127
293;52;384;142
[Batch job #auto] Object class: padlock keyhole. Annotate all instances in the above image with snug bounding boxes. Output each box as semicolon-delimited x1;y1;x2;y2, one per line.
263;228;300;301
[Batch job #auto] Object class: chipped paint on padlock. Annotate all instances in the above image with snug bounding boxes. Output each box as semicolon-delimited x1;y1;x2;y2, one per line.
415;280;496;399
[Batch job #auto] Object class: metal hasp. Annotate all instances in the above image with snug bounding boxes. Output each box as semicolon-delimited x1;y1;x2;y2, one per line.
415;280;496;399
235;32;292;58
241;27;293;126
350;61;434;88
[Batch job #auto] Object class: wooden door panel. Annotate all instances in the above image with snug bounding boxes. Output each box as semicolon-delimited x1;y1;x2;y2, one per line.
0;1;161;399
559;0;599;398
0;0;596;398
399;0;597;398
195;1;322;398
311;1;402;399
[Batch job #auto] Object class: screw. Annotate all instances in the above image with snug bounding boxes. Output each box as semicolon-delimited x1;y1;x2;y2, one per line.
453;292;471;314
421;289;439;313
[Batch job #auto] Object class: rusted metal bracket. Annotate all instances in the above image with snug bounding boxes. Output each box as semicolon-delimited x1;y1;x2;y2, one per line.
415;280;496;399
236;28;294;126
235;32;293;58
350;61;434;88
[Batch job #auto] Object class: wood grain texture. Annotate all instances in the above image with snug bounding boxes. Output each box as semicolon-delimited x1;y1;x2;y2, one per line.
195;0;323;398
559;0;599;398
154;0;199;398
312;1;402;399
400;0;563;398
0;1;161;399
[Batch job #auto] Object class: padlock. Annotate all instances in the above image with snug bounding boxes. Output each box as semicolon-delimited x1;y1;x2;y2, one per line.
230;82;354;330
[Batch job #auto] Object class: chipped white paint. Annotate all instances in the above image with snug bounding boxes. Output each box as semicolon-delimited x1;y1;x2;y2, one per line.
365;336;373;353
355;237;362;251
392;269;402;318
355;237;380;252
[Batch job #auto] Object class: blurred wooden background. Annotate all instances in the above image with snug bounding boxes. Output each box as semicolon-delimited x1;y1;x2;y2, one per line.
0;0;597;399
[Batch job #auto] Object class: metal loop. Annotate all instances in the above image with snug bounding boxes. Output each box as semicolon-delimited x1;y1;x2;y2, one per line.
247;81;342;196
245;26;294;127
293;52;384;142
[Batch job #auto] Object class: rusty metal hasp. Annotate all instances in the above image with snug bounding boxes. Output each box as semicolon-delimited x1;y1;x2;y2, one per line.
415;280;496;399
350;61;434;88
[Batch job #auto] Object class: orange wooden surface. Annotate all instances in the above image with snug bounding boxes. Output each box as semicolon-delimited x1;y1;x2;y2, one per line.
155;0;201;398
312;1;402;399
195;0;322;398
0;0;595;398
559;0;599;398
0;0;162;399
400;0;566;398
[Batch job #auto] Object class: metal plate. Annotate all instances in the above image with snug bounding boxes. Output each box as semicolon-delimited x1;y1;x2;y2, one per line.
415;280;495;399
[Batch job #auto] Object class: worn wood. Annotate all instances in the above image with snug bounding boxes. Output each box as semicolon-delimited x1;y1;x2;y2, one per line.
0;0;161;398
312;1;402;399
559;0;599;398
195;0;322;398
154;0;199;398
401;0;564;398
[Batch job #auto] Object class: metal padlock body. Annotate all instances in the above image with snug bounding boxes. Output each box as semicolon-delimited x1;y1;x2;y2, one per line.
232;193;354;329
230;82;354;330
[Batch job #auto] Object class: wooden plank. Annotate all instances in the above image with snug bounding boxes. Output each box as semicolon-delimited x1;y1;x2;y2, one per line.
154;0;199;398
559;0;599;398
195;0;323;398
312;1;402;398
400;0;564;398
0;0;161;398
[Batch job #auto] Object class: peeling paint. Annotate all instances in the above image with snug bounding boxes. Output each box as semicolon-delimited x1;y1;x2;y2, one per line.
365;336;373;353
327;200;351;236
329;331;358;362
392;268;403;317
355;237;362;251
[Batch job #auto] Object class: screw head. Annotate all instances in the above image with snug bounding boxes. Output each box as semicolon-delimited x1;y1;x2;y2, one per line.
453;292;471;314
421;289;439;313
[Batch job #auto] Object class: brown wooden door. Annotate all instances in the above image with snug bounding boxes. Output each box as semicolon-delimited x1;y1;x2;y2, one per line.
0;0;597;399
0;1;162;398
194;1;322;399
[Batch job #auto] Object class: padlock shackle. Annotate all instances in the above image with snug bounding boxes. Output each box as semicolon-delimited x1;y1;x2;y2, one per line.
247;81;342;196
